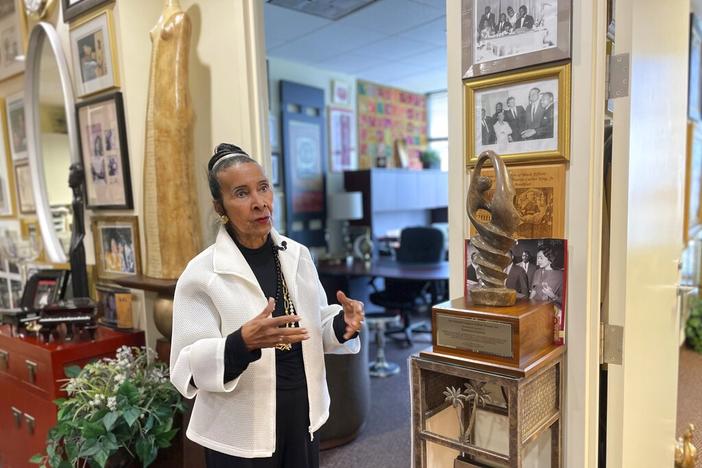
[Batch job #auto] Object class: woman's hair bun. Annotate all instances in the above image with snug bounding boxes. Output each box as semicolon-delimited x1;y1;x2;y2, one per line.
208;143;249;171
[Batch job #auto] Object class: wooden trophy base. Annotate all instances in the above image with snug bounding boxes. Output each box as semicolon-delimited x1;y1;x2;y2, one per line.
430;296;558;377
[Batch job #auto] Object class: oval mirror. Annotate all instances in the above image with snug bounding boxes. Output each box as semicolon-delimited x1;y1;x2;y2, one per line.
25;22;80;263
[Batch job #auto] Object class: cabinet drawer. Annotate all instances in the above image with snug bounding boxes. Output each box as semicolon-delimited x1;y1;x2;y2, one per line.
0;378;57;468
0;346;52;398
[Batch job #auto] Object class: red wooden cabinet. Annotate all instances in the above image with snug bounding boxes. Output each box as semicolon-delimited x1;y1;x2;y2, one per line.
0;325;144;468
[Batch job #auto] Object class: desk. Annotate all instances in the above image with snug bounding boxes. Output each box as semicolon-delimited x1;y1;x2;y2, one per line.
317;258;450;307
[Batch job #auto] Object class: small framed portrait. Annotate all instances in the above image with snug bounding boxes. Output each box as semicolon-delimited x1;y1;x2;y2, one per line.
91;215;141;280
332;80;351;106
76;91;133;209
6;91;26;160
21;269;69;310
95;283;133;329
690;14;702;121
271;153;280;186
0;0;27;82
61;0;112;23
13;159;34;213
69;5;119;97
465;63;570;166
462;0;572;79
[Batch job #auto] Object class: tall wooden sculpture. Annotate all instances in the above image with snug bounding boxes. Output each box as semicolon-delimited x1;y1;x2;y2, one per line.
466;150;522;306
142;0;201;280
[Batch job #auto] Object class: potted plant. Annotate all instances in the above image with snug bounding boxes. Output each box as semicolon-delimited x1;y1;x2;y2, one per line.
687;297;702;353
31;346;184;468
419;149;441;169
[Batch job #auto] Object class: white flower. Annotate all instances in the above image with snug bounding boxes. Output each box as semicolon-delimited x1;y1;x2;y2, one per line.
107;396;117;411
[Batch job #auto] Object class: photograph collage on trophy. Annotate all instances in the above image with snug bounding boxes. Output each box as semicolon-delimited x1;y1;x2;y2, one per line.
465;238;568;344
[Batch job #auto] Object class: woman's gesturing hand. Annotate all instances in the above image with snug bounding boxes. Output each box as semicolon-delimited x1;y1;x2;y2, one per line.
241;298;309;351
337;290;365;340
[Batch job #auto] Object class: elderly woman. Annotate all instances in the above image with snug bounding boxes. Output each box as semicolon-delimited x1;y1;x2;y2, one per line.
170;144;364;467
529;246;563;305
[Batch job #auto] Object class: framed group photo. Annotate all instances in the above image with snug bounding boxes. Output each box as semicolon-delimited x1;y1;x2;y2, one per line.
465;63;570;165
91;215;141;280
461;0;571;79
69;5;119;97
76;91;133;209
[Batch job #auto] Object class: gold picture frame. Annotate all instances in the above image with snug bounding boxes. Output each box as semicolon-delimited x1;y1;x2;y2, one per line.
91;215;141;280
0;97;16;218
684;122;702;243
69;5;120;98
0;0;29;82
464;62;571;166
469;162;566;239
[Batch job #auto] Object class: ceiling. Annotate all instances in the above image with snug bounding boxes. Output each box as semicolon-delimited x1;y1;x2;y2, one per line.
264;0;447;93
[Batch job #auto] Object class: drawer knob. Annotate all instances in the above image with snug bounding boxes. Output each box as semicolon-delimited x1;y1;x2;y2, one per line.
0;349;7;370
25;360;37;384
24;413;35;435
11;406;21;428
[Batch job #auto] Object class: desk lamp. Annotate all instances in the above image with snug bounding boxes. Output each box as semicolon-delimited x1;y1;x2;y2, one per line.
330;192;363;263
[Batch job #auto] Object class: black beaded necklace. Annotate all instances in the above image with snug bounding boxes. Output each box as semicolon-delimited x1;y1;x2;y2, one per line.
272;242;298;351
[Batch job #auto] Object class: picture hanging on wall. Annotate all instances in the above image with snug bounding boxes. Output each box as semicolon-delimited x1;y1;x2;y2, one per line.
466;237;568;345
271;152;280;186
6;91;26;161
328;106;356;172
69;5;120;97
689;14;702;121
61;0;112;24
332;80;351;106
0;0;27;82
14;159;34;213
91;215;141;280
0;97;15;217
465;63;570;165
461;0;572;79
76;91;133;209
469;163;565;239
287;119;325;214
684;122;702;242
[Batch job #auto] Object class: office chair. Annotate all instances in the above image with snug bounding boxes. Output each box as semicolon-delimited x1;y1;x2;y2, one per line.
368;226;446;346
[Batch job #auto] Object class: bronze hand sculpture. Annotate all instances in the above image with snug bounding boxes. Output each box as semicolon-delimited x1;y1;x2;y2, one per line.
467;151;522;306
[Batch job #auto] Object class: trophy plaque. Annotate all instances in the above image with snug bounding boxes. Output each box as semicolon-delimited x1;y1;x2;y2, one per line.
431;296;556;372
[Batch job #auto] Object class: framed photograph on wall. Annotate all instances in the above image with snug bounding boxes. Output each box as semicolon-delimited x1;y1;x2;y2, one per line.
91;215;141;280
69;5;119;97
328;106;356;172
0;98;15;217
461;0;572;79
332;80;351;106
76;91;133;209
61;0;112;23
465;63;570;166
469;163;565;239
690;14;702;121
6;91;26;160
684;122;702;242
14;159;34;213
0;0;27;81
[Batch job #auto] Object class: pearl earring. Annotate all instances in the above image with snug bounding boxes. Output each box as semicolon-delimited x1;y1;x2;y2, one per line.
219;214;229;225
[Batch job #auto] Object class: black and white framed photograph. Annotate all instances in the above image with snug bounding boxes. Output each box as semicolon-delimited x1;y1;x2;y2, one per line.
76;91;133;209
91;215;141;280
465;63;570;165
6;91;26;160
69;5;119;97
0;0;26;82
462;0;571;79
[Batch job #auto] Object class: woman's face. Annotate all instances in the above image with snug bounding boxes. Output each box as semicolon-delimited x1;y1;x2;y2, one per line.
536;250;550;268
215;162;274;246
497;111;504;122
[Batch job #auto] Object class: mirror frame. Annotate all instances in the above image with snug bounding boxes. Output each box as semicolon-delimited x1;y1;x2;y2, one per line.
25;22;80;263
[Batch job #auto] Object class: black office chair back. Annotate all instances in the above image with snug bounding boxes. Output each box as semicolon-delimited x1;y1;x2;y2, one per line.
395;227;444;264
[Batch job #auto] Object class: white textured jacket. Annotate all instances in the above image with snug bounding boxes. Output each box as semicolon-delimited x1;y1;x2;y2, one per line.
170;227;360;458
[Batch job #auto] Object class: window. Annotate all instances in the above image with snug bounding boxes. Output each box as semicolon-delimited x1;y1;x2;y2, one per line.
427;90;448;171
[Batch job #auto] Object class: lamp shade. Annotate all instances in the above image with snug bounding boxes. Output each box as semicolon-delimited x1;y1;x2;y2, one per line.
330;192;363;220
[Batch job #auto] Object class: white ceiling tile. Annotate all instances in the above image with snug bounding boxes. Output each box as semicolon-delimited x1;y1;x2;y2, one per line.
314;53;389;74
396;16;447;46
356;61;428;83
408;0;447;10
268;24;385;64
264;3;332;49
390;67;447;93
360;36;436;60
340;0;444;35
397;47;447;69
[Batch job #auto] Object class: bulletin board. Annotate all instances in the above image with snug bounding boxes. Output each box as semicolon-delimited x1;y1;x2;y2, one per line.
357;80;427;169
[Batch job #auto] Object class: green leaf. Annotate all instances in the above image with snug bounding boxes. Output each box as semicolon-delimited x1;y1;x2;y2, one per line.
143;414;155;432
118;381;139;404
64;365;82;378
58;461;73;468
136;437;157;466
123;407;141;427
102;412;119;431
156;428;179;447
29;454;44;464
79;441;101;458
81;421;106;439
94;448;110;468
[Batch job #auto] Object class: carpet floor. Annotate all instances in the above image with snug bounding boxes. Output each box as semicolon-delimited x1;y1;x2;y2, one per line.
320;336;431;468
677;346;702;467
